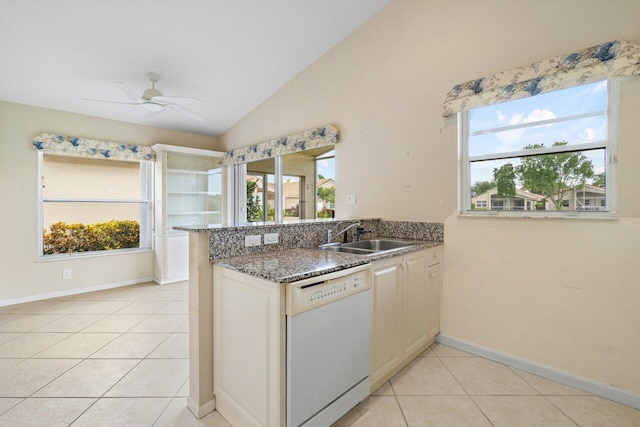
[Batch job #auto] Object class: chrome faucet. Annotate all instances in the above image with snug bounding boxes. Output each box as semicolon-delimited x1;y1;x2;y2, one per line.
327;222;361;244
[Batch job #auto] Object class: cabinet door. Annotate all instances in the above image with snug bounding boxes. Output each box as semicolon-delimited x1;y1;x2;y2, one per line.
402;251;430;356
426;262;442;338
370;257;403;387
214;267;284;427
164;234;189;281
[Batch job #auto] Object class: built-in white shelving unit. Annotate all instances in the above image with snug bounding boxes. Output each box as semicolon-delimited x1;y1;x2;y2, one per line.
152;144;224;284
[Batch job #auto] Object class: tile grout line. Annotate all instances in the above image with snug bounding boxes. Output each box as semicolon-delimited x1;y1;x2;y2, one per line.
388;380;410;427
0;332;27;351
0;282;190;424
507;366;581;427
0;398;24;418
538;394;581;427
151;377;191;427
39;290;183;425
22;309;133;400
66;357;148;425
432;345;497;427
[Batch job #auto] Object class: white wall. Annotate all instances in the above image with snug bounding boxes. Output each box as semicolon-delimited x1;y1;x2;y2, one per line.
0;101;219;303
219;0;640;396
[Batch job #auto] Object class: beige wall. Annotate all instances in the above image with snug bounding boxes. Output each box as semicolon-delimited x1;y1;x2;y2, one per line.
0;101;219;302
219;0;640;396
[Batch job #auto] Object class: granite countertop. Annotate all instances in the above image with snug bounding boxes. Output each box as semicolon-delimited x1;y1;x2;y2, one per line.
174;218;375;233
214;241;442;283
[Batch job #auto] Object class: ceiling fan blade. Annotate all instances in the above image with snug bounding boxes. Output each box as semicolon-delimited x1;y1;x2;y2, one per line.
152;95;204;104
85;98;141;105
167;104;203;121
115;82;143;101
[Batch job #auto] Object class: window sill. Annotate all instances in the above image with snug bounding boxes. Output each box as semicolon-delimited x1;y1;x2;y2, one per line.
458;211;619;220
37;247;153;262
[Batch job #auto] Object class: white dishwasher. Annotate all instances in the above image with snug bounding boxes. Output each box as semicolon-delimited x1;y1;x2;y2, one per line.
286;265;371;427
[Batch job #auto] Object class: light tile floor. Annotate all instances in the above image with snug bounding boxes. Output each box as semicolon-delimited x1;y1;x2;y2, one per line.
0;281;638;426
335;344;640;427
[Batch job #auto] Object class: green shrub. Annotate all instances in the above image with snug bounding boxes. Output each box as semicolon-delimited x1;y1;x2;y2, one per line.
43;220;140;255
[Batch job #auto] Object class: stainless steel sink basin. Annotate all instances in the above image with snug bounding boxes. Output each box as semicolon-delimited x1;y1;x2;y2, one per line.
319;239;418;257
342;239;415;251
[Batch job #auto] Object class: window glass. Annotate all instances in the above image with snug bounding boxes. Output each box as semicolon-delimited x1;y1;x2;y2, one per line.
41;154;151;256
43;155;140;198
246;157;276;222
316;150;335;219
239;146;336;223
462;81;614;215
166;152;222;230
282;176;301;221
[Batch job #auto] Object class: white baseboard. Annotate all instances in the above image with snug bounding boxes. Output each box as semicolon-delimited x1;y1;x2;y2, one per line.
154;276;188;285
0;277;155;307
437;334;640;410
187;396;216;419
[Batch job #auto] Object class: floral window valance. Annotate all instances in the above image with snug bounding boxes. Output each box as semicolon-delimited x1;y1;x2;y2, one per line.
32;133;155;161
443;40;640;117
222;124;339;165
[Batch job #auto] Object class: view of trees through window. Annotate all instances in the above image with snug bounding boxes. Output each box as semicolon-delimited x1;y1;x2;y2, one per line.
245;147;335;222
316;150;335;218
246;174;275;222
466;81;612;212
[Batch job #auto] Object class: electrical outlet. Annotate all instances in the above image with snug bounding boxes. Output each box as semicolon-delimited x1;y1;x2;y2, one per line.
346;194;357;205
245;234;262;247
264;233;279;244
62;269;72;279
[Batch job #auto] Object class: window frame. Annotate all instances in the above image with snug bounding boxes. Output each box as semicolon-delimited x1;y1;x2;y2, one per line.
458;79;618;219
37;152;153;259
234;149;336;223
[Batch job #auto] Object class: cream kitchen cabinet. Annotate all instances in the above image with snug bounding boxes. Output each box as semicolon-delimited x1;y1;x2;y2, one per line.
213;263;372;427
213;266;285;427
370;246;442;391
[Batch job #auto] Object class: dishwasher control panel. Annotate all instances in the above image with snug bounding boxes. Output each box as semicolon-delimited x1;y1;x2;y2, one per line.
286;266;371;316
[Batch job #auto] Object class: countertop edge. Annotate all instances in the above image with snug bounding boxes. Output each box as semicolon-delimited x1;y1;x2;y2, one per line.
213;241;443;283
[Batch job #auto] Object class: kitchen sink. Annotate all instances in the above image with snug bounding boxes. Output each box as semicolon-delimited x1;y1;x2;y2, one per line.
319;239;418;257
342;239;415;251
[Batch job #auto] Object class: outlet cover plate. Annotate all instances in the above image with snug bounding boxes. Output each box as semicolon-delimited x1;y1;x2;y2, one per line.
264;233;279;244
346;194;357;205
62;269;72;279
245;235;261;247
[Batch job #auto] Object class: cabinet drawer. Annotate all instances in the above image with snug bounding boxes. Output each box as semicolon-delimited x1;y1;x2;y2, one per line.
427;246;442;266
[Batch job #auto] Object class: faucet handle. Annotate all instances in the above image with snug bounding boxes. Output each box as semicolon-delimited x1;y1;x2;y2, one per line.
356;226;372;241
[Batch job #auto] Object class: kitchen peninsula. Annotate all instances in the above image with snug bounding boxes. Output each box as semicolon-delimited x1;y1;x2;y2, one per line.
176;218;443;424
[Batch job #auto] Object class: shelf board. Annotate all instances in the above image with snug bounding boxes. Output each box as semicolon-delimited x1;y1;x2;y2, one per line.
167;191;221;196
168;211;221;215
167;168;220;175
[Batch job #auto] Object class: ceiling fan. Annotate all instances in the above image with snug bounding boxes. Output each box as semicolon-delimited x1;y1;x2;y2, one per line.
86;72;204;121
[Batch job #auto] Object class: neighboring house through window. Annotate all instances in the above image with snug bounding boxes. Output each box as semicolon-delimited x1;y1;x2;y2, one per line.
243;147;335;222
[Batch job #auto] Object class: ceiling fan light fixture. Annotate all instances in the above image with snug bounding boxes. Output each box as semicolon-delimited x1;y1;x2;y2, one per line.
142;101;165;112
87;73;202;120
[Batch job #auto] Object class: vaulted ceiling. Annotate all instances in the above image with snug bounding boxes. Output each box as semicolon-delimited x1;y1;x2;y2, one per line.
0;0;390;136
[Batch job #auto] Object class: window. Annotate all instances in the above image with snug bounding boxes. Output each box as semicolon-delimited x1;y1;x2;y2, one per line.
246;171;276;222
39;153;152;257
282;176;302;221
461;80;617;217
239;146;336;223
315;149;335;218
